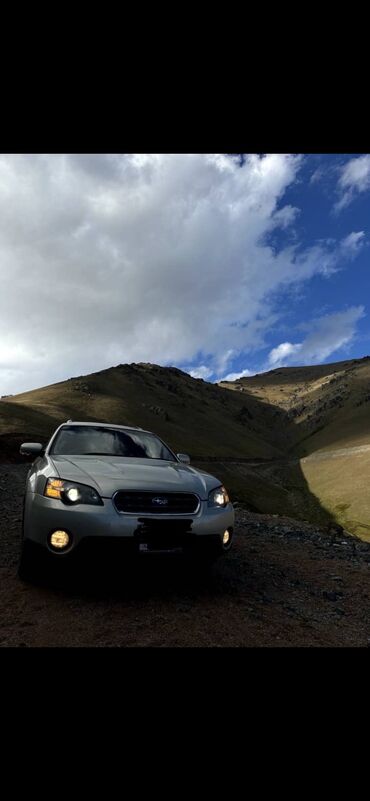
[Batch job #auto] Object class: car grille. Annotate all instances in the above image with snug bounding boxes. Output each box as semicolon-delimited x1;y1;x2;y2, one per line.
113;491;200;515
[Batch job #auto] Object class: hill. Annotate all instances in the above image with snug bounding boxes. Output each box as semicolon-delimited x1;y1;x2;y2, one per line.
219;356;370;538
1;362;287;458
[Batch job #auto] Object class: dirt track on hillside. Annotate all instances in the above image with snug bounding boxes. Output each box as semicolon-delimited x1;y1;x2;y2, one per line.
1;462;369;647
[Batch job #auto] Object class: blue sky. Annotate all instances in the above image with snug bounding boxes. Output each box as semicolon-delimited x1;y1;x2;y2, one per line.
0;153;369;394
181;154;370;381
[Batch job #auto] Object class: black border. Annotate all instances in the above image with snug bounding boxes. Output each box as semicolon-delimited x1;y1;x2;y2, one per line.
1;79;368;154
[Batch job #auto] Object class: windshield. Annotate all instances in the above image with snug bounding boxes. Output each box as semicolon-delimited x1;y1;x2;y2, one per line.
50;426;177;461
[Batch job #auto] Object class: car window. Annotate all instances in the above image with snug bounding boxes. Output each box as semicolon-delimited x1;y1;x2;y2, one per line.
50;426;176;461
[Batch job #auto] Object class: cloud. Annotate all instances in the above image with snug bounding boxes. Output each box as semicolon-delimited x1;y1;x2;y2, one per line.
340;230;365;256
268;342;302;367
267;306;365;368
188;366;214;380
218;368;254;382
0;153;365;395
268;204;300;229
309;167;325;185
335;155;370;212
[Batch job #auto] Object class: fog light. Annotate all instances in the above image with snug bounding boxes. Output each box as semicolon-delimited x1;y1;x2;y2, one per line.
223;530;230;545
50;530;70;550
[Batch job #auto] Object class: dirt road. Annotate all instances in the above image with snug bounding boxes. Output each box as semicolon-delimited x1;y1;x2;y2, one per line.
1;462;369;647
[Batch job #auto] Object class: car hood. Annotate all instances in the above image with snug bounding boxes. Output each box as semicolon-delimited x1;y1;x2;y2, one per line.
49;456;221;499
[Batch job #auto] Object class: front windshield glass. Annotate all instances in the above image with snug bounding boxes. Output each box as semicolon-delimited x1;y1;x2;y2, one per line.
50;426;176;461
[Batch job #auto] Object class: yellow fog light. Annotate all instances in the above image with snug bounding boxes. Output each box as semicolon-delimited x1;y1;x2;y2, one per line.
223;530;231;545
50;530;70;550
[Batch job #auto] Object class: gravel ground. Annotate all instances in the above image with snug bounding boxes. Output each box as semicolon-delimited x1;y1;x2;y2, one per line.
1;461;369;647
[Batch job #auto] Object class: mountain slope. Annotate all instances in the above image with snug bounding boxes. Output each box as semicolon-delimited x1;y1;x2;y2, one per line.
1;362;286;459
219;356;370;538
219;356;370;454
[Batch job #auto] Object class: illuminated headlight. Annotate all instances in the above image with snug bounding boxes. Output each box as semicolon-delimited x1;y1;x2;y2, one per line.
223;530;231;545
49;530;70;550
44;478;103;506
208;485;230;508
65;487;81;503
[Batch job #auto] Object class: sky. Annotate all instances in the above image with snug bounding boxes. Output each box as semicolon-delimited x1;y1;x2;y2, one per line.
0;153;369;395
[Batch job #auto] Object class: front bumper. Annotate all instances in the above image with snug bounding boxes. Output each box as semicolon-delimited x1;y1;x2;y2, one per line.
23;492;235;554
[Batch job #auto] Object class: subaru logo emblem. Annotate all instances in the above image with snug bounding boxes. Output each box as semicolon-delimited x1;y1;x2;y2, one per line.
152;497;168;506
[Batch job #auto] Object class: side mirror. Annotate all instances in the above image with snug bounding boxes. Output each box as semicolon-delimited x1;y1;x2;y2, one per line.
177;453;190;464
20;443;44;457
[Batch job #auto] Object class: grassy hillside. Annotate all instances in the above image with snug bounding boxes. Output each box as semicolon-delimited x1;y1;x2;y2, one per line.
219;357;370;452
2;363;286;458
219;356;370;539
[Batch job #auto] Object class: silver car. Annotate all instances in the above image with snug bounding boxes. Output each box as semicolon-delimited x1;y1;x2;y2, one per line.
19;421;234;580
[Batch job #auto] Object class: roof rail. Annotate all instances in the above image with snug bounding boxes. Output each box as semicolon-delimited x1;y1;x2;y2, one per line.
63;420;145;431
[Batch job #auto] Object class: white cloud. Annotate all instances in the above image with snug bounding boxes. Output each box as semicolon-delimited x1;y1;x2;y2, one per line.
0;153;364;395
335;155;370;212
340;230;365;256
188;366;213;380
268;342;302;367
269;204;300;230
218;368;254;382
267;306;365;368
310;167;325;185
213;349;236;376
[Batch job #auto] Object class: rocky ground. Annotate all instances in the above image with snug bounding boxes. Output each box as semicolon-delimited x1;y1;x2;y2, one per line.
1;461;369;647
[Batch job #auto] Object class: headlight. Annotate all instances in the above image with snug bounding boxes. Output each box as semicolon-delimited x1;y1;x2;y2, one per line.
44;478;103;506
208;485;230;508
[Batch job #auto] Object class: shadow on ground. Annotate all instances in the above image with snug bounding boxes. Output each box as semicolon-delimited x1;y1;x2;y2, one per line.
26;550;241;603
